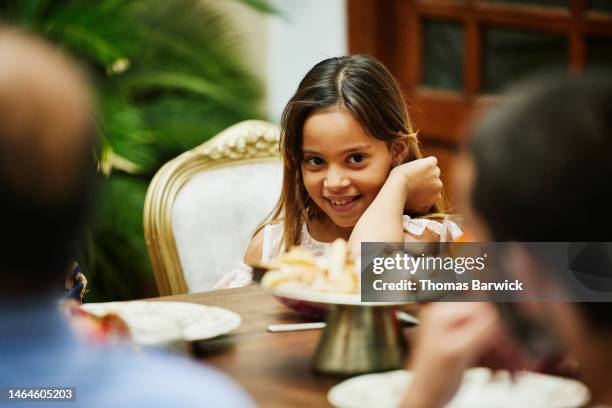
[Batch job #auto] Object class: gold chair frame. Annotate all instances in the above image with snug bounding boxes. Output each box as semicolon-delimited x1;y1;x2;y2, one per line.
144;120;280;296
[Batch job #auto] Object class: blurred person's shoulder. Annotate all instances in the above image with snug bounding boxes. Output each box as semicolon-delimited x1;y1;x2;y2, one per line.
83;346;255;407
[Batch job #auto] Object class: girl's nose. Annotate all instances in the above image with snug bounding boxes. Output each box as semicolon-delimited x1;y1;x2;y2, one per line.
323;167;350;190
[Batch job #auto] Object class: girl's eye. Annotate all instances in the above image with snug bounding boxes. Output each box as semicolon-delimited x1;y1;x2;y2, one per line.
306;157;325;166
348;154;366;164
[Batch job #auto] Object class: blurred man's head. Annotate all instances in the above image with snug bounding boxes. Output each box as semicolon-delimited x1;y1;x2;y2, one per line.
463;71;612;320
0;27;97;297
466;72;612;243
459;72;612;400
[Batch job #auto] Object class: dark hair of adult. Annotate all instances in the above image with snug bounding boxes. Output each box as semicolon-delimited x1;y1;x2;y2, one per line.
0;28;98;296
468;71;612;327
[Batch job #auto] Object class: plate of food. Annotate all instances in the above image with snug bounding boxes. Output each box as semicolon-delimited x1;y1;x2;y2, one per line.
260;239;418;374
258;239;408;310
80;301;241;346
328;367;590;408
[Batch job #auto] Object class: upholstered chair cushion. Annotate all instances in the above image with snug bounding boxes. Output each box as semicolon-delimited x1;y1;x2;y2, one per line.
172;161;282;292
145;120;281;296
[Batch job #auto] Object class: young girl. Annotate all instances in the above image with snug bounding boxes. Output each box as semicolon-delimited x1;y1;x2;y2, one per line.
216;55;461;288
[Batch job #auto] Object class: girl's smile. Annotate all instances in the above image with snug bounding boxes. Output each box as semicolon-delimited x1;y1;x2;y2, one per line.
325;194;362;212
301;105;396;230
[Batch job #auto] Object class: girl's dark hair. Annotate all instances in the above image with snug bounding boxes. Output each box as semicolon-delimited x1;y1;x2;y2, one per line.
469;71;612;328
266;55;444;249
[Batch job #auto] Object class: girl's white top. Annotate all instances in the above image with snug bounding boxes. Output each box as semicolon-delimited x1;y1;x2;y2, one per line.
213;215;463;290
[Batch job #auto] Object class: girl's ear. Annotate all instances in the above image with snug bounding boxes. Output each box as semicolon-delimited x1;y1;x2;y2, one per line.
390;133;413;167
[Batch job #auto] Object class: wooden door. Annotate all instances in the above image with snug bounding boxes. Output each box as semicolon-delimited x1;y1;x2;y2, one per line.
348;0;612;203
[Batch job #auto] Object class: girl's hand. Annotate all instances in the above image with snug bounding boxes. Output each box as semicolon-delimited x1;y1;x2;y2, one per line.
401;302;502;408
348;157;442;255
390;157;442;214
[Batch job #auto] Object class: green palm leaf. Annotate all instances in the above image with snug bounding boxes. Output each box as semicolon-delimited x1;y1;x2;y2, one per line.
0;0;273;301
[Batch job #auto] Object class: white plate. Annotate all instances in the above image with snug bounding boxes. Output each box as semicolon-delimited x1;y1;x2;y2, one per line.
80;301;241;345
328;367;590;408
268;282;410;307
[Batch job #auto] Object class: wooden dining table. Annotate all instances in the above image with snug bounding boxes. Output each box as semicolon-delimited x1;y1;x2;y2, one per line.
159;284;415;407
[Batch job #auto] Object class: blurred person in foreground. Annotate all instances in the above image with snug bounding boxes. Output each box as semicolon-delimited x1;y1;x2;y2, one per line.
401;72;612;408
0;27;253;407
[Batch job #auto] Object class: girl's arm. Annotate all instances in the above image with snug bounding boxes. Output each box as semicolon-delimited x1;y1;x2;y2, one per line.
244;228;265;268
348;157;441;255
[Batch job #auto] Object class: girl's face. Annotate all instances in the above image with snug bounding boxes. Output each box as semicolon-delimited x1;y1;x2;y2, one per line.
301;106;395;229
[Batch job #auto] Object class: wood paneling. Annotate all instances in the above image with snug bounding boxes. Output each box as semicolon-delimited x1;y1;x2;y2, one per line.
347;0;612;141
347;0;612;207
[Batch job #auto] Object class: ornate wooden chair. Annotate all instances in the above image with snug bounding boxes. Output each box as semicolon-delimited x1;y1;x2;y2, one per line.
144;120;281;295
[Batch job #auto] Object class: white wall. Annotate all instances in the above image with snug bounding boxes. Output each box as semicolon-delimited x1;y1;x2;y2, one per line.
205;0;347;123
266;0;347;122
203;0;269;113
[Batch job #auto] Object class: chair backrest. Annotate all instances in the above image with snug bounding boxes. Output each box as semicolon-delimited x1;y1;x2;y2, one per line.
144;120;282;296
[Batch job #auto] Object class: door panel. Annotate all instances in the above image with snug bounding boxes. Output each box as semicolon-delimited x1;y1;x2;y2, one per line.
348;0;612;205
